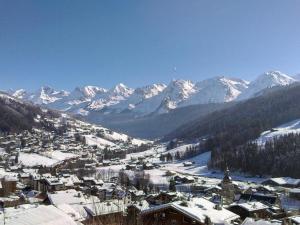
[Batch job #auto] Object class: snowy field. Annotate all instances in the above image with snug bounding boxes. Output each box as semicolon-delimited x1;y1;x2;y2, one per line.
84;135;117;148
96;143;265;189
19;151;79;167
19;153;59;167
257;118;300;145
41;150;78;161
84;133;150;150
163;151;211;176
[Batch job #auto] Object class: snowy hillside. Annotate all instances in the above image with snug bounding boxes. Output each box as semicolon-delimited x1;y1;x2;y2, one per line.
71;119;151;149
256;119;300;145
0;90;151;148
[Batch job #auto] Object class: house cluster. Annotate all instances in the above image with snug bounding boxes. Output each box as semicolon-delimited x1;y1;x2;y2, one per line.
0;116;299;224
125;168;300;225
0;158;298;225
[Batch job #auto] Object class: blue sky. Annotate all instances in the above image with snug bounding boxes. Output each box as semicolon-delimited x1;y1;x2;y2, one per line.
1;0;300;91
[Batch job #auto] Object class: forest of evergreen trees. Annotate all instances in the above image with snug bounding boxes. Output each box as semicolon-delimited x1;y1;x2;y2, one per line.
0;94;62;134
166;84;300;146
210;133;300;178
165;84;300;178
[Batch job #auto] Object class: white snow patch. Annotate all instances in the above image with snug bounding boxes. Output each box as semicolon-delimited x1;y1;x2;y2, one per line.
256;119;300;145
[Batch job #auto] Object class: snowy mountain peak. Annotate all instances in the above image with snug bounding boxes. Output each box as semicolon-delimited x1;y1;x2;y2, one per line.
80;86;106;97
39;85;55;93
166;79;196;99
138;80;196;115
238;71;296;100
257;70;296;86
134;83;166;99
26;85;68;104
8;70;298;117
109;83;134;96
11;89;27;99
70;86;105;101
180;76;249;106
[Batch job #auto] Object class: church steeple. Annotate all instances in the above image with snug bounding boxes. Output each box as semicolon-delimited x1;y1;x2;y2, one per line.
222;166;232;184
220;166;235;204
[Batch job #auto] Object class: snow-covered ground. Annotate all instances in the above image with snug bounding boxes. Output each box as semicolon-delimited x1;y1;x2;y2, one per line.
19;153;59;167
98;129;150;146
256;119;300;145
19;151;79;167
84;135;117;148
125;145;166;161
41;150;78;161
97;143;265;189
163;151;211;176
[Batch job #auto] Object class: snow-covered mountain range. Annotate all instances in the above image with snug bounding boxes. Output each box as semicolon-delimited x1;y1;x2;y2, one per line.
7;71;298;117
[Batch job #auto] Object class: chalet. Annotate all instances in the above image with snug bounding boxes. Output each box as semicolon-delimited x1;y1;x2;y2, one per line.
238;193;279;205
0;195;21;207
103;160;111;166
289;188;300;200
287;216;300;225
127;200;150;225
183;176;195;184
203;185;222;195
0;204;77;225
262;177;300;188
44;177;65;192
146;192;183;205
82;176;104;186
83;200;125;225
174;175;186;183
228;201;270;220
18;173;31;186
165;170;177;176
47;189;100;222
140;197;239;225
30;173;42;192
0;140;16;151
143;162;155;170
129;190;146;201
96;183;116;201
256;185;276;194
0;176;17;197
126;163;137;170
61;174;82;188
183;161;194;167
241;218;282;225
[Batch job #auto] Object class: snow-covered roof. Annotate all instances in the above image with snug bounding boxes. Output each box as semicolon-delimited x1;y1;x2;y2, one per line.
267;177;300;186
231;201;269;212
290;188;300;194
129;200;150;211
45;177;63;186
84;200;125;216
289;216;300;224
0;205;77;225
142;197;239;224
48;189;98;206
48;189;100;221
242;217;281;225
60;175;81;187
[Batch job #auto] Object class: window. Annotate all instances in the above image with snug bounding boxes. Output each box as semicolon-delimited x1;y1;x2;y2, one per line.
171;220;177;225
183;216;192;223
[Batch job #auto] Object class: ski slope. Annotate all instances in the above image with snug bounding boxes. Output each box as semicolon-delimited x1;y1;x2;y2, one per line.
256;119;300;145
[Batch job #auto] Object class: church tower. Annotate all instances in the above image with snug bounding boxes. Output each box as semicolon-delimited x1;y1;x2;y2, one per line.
220;167;235;204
